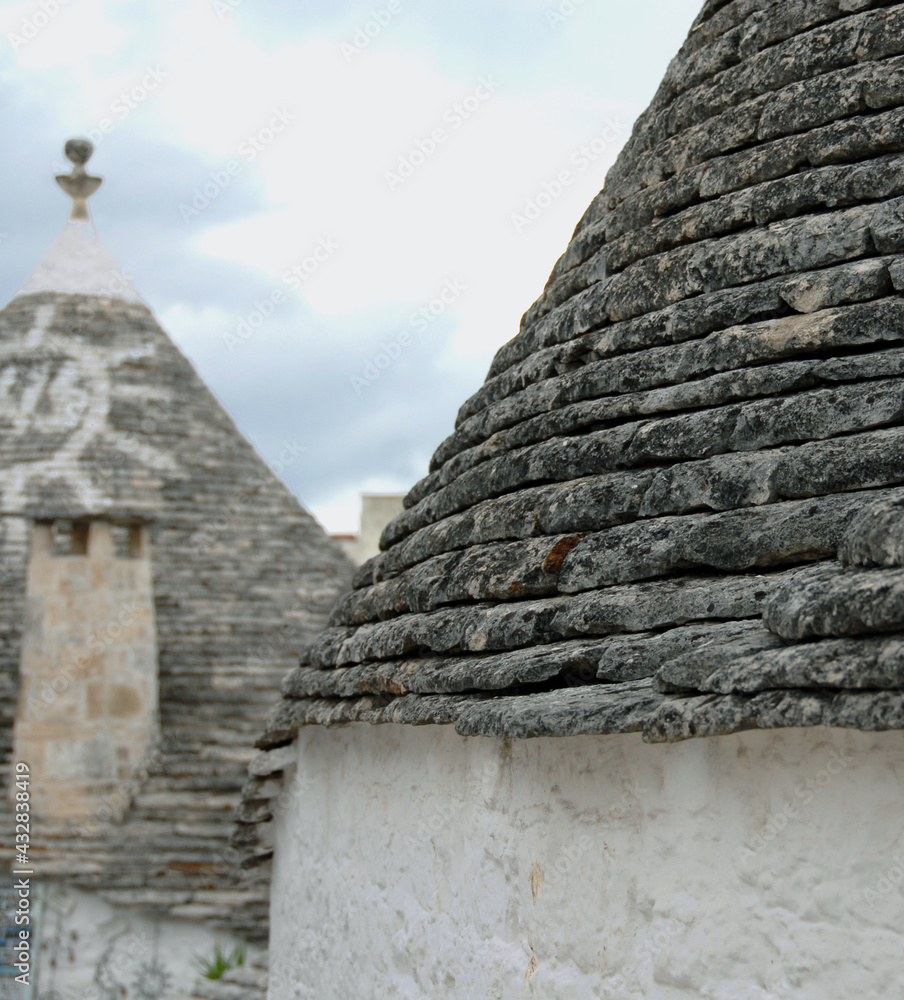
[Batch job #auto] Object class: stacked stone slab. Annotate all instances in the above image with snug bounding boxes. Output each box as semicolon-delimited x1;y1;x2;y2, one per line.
0;215;353;941
239;0;904;863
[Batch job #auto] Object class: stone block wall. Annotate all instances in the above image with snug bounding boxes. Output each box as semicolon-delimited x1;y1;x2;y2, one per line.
13;520;158;819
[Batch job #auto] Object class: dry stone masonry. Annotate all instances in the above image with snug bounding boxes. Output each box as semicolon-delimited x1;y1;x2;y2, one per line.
239;0;904;864
15;520;158;820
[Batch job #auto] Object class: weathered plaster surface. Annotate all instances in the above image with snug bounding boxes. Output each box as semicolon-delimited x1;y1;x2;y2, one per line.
270;724;904;999
35;882;258;1000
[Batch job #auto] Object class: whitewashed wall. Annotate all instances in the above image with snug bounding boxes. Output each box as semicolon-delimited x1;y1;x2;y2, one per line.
35;883;259;1000
270;723;904;999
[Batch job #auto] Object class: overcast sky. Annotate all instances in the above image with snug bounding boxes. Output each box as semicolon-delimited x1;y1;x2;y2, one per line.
0;0;702;533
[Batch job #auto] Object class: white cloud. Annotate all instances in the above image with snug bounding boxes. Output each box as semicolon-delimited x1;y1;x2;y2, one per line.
2;0;703;530
183;40;633;363
1;0;127;70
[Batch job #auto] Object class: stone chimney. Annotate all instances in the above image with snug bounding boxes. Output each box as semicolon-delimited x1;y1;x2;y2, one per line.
13;520;158;819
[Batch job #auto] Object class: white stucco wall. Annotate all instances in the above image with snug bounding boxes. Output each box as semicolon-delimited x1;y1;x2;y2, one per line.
269;723;904;999
34;882;258;1000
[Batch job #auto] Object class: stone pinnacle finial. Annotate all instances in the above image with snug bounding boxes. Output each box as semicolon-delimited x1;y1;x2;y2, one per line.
55;138;103;221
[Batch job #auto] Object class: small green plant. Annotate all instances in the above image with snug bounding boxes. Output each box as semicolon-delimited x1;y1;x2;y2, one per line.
193;942;246;981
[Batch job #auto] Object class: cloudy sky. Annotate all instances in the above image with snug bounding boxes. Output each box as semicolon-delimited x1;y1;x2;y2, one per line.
0;0;702;533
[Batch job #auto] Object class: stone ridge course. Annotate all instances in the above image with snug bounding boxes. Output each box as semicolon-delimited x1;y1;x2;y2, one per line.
445;291;904;479
525;50;904;328
546;104;904;327
334;489;904;625
426;337;904;499
440;253;900;470
308;569;789;668
237;0;904;867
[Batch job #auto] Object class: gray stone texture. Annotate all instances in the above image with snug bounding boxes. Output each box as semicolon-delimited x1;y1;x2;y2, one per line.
0;291;354;939
839;494;904;567
239;0;904;863
763;563;904;639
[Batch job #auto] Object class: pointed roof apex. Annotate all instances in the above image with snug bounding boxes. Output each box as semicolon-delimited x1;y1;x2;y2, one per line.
13;139;142;305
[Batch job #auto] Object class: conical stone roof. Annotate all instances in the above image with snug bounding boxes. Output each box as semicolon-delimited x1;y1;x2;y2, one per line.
241;0;904;859
0;144;353;938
